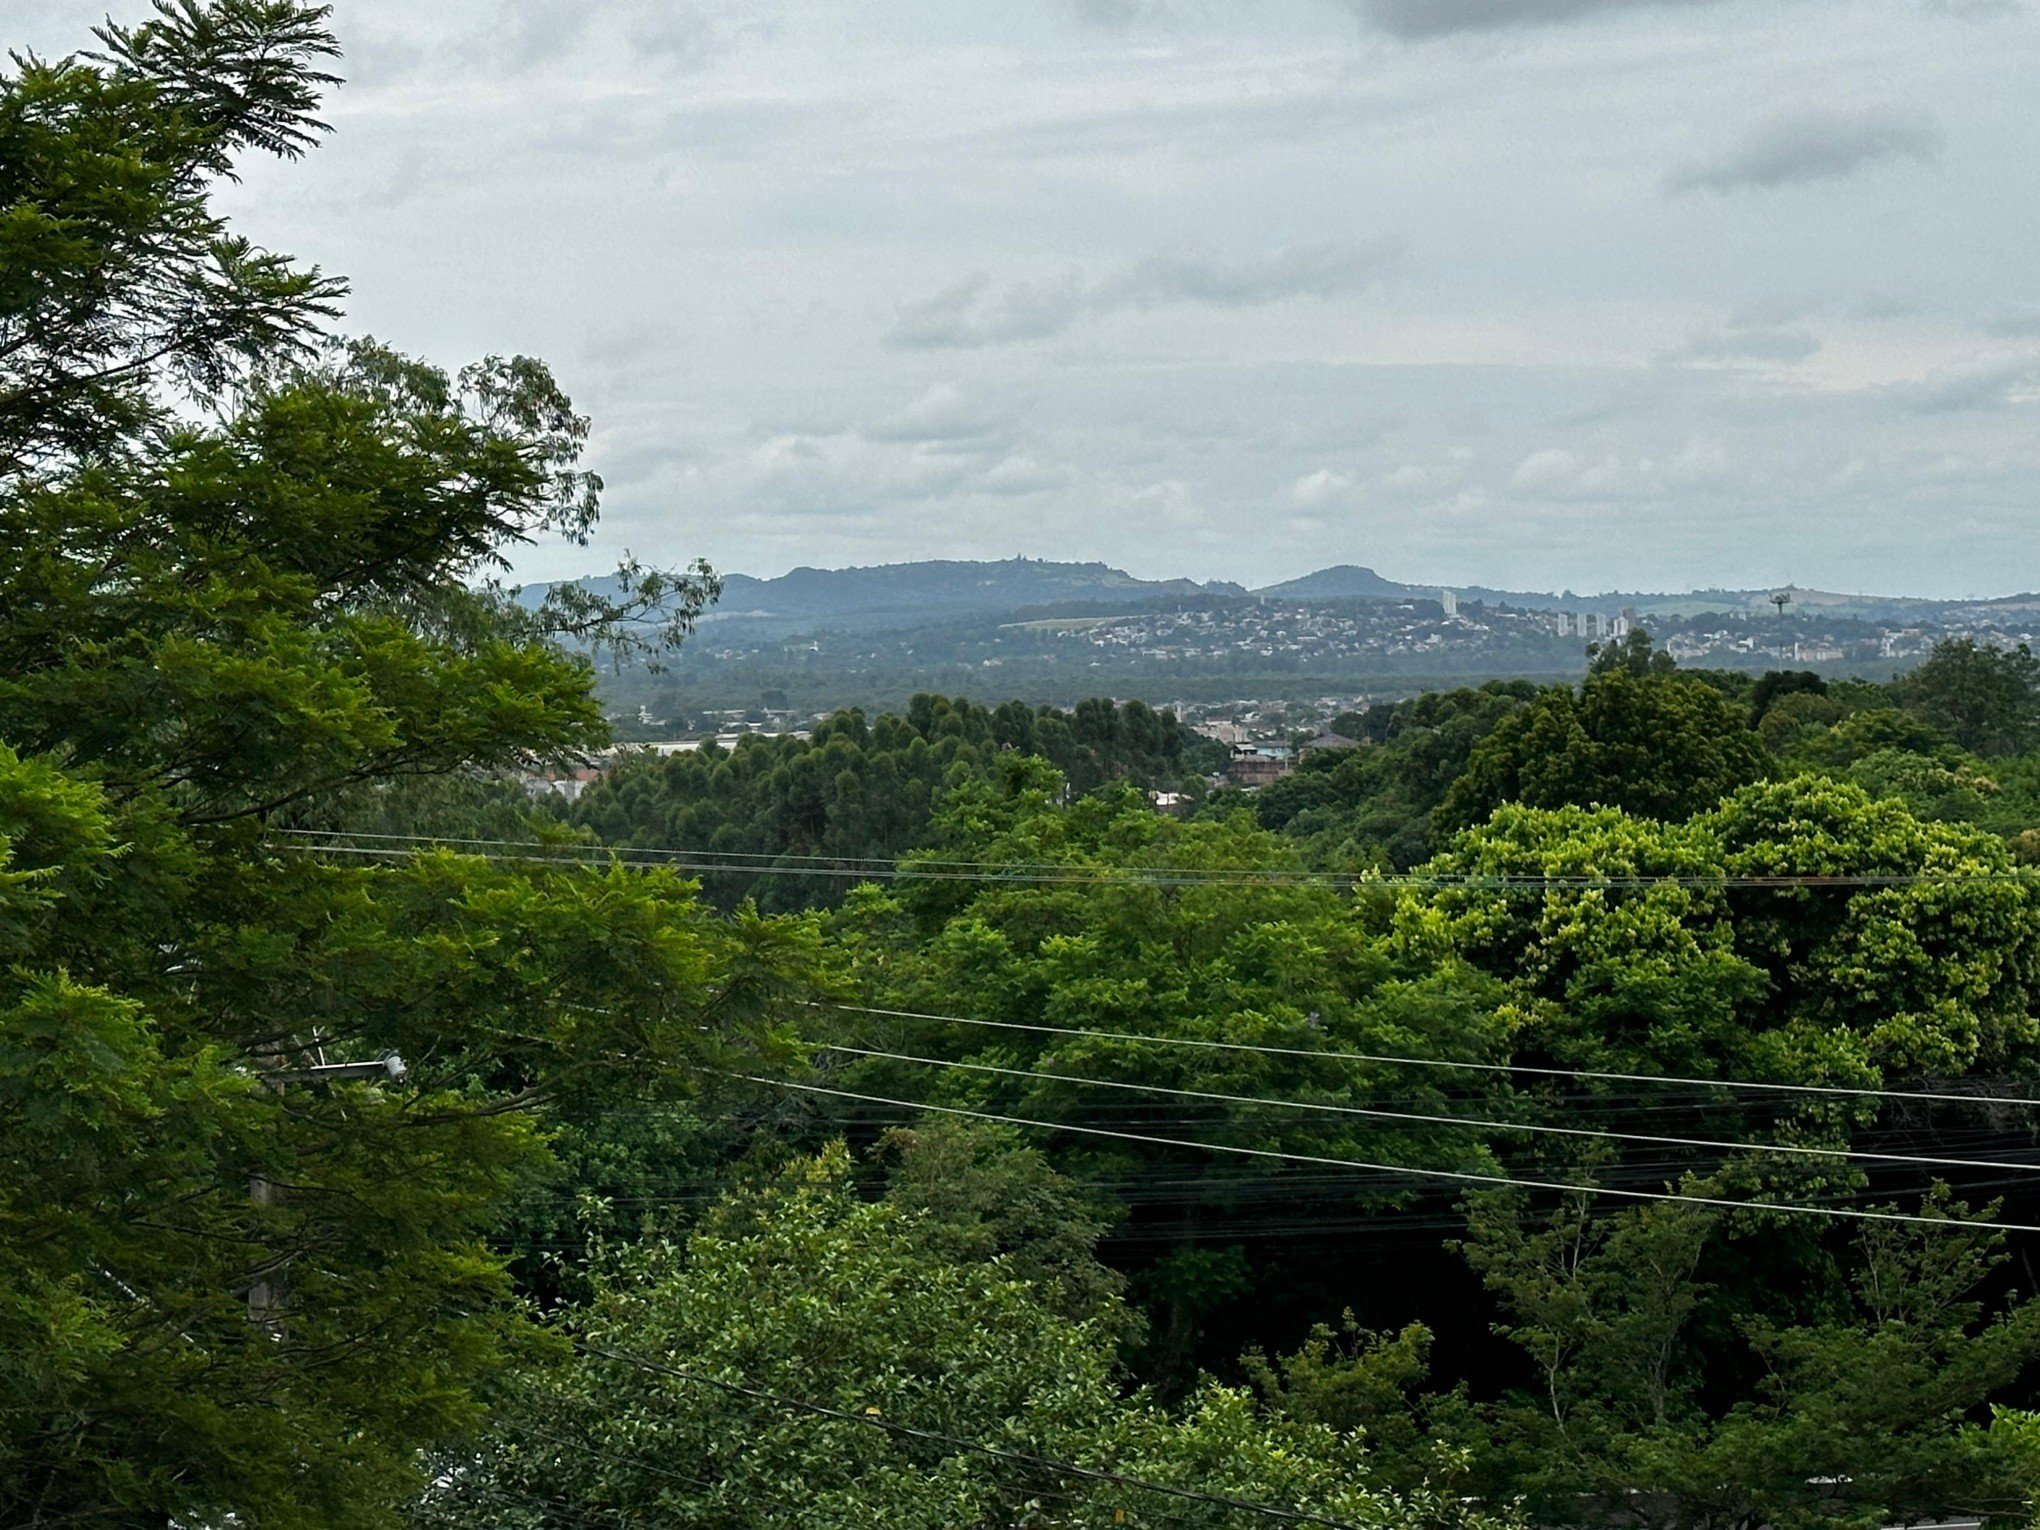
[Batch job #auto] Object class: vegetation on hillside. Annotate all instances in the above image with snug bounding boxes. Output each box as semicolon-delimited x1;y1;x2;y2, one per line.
563;694;1225;909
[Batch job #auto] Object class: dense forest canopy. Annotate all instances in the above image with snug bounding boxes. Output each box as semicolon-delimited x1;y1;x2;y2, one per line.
562;693;1227;909
10;5;2040;1527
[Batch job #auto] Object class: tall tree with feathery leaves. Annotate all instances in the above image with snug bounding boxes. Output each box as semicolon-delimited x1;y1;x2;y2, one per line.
0;5;791;1525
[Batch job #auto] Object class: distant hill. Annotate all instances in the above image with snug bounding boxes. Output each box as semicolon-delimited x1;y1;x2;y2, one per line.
523;558;1247;636
1253;565;1416;601
715;559;1241;627
521;558;2036;640
518;556;2040;716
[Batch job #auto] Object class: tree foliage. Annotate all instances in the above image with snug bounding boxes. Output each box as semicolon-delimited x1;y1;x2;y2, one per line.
0;6;784;1522
1458;1189;2040;1527
1439;663;1772;829
1892;638;2040;757
819;766;1510;1386
419;1145;1508;1529
0;0;344;476
1246;681;1536;868
564;692;1224;909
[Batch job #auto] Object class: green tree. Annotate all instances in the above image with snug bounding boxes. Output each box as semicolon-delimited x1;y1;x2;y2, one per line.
1459;1189;2040;1527
1412;776;2040;1117
824;767;1509;1388
1438;665;1771;830
1748;668;1827;728
1247;682;1535;869
1779;705;1959;770
0;5;790;1522
1585;628;1677;678
0;0;343;475
1839;747;2002;826
1242;1313;1469;1497
1894;639;2040;757
418;1145;1509;1528
1398;777;2040;1521
1707;775;2040;1077
876;1118;1130;1328
564;693;1222;911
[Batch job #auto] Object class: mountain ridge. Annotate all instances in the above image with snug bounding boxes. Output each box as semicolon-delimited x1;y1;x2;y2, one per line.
518;557;2038;635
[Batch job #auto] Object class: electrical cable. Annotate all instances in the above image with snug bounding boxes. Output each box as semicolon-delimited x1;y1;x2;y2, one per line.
821;1001;2040;1110
270;827;2040;891
733;1073;2040;1233
808;1039;2040;1175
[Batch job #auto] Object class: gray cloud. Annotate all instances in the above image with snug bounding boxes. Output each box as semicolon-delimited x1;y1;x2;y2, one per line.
626;7;723;68
1665;107;1944;193
345;148;465;213
1117;245;1401;304
889;243;1399;349
1072;0;1182;22
1671;324;1823;364
864;384;1013;443
577;320;686;371
1725;293;1820;329
1893;360;2040;414
1346;0;1725;40
1923;0;2025;18
344;0;766;81
494;0;594;70
890;272;1092;348
958;86;1407;167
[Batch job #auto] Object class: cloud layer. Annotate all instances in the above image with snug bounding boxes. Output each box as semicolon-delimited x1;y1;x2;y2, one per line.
11;0;2027;597
1349;0;1726;39
1665;106;1945;193
889;243;1401;348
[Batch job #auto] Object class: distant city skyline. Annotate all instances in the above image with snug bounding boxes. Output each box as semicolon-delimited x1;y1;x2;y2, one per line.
23;0;2040;599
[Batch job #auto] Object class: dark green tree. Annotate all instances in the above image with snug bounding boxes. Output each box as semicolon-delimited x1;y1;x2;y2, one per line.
876;1118;1130;1328
564;693;1221;910
1748;668;1827;727
1438;664;1771;829
1585;628;1677;678
824;765;1509;1389
417;1145;1509;1529
1459;1189;2040;1527
1893;638;2040;757
1247;682;1535;868
0;0;343;476
0;5;789;1522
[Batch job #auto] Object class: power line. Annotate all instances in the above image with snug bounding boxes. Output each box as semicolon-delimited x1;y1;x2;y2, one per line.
574;1340;1366;1529
823;1001;2040;1110
270;828;2040;891
737;1073;2040;1234
809;1040;2040;1176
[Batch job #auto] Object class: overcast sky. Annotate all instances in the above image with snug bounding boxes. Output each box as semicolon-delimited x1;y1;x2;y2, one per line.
23;0;2040;594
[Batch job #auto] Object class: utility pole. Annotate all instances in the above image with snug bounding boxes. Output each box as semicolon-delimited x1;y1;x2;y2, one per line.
248;1055;407;1335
